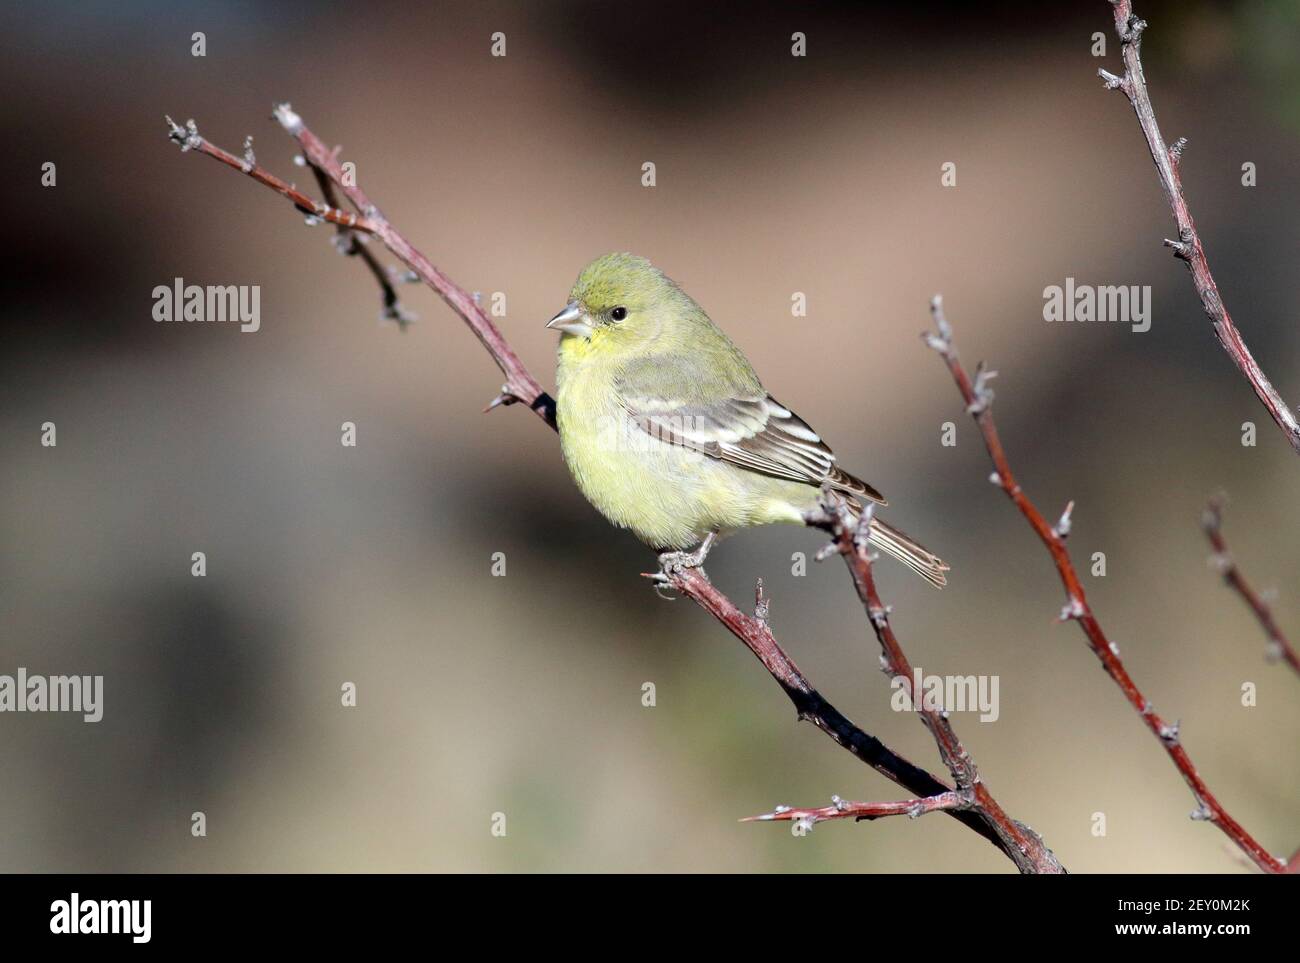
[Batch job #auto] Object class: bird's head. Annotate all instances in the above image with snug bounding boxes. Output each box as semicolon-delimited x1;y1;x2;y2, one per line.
547;252;694;349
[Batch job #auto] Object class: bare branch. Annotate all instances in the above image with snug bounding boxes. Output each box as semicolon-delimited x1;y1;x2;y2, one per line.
665;567;1018;861
166;108;554;424
267;104;558;420
805;496;1064;874
1202;497;1299;678
165;116;379;232
306;161;416;330
743;790;967;826
926;296;1292;874
1099;1;1300;454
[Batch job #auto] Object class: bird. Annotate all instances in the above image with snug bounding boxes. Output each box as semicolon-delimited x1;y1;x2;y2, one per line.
547;252;948;587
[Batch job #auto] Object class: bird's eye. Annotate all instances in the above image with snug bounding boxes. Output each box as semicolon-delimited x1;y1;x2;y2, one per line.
610;306;628;322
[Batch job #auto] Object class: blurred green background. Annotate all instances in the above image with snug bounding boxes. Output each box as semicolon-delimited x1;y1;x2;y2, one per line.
2;0;1297;872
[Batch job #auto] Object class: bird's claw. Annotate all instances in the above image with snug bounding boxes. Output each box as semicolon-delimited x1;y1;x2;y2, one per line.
651;580;678;601
657;548;708;575
641;546;710;600
640;569;680;600
641;533;717;600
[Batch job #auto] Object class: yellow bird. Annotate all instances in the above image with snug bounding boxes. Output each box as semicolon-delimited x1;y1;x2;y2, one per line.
548;253;948;587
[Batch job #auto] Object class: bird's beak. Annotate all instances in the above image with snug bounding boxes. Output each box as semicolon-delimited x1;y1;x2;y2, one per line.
546;301;595;339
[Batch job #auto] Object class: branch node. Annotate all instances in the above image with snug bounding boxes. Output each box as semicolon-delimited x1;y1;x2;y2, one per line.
967;364;997;414
852;501;876;552
381;302;417;330
1158;719;1181;746
483;387;516;413
1163;227;1196;261
1207;550;1232;575
867;604;892;629
273;101;304;135
1201;496;1224;534
1122;15;1147;44
1053;500;1075;539
1059;597;1085;622
923;294;955;355
164;115;201;152
1097;68;1131;97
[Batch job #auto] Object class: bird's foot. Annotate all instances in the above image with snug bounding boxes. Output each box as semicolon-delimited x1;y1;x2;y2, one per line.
641;532;718;599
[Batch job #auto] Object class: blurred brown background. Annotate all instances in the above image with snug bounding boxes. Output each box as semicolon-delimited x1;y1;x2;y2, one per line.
2;0;1297;873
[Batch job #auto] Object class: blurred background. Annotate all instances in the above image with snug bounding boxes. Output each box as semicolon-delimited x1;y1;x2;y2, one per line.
2;0;1297;873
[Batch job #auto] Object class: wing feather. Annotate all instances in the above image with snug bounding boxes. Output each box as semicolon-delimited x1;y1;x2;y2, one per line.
618;384;887;504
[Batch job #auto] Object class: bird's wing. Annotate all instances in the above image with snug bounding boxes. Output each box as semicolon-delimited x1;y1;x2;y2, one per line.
615;370;887;504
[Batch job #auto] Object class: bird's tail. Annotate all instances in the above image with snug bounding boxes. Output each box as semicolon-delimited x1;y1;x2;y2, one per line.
846;505;949;588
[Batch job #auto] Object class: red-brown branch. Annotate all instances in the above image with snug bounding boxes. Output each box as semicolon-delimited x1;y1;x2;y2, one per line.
925;295;1290;874
270;104;555;424
166;108;555;426
743;790;967;826
1202;498;1300;678
307;161;416;330
805;499;1063;874
165;117;380;233
166;106;1029;868
1098;1;1300;454
669;570;1015;858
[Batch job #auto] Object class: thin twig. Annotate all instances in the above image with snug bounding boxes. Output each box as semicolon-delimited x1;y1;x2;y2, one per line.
925;295;1292;874
1202;498;1300;678
1098;1;1300;454
308;161;416;330
805;497;1064;874
165;117;378;232
167;107;554;424
743;790;967;826
270;104;555;423
166;106;1028;868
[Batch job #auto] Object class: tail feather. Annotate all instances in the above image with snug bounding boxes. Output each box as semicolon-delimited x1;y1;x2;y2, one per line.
861;514;949;588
